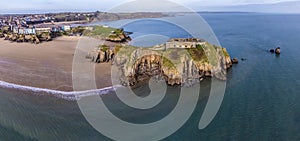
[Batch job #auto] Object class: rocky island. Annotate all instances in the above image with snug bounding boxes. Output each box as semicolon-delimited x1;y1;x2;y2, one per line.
87;37;233;87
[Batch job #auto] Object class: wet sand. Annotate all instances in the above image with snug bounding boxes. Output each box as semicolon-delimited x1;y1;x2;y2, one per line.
0;36;112;91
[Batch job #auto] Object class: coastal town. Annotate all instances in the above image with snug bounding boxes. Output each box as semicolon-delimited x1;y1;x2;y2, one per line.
0;12;97;43
0;12;167;44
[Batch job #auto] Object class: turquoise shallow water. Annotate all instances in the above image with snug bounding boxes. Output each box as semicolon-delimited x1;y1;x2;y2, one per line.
1;13;300;140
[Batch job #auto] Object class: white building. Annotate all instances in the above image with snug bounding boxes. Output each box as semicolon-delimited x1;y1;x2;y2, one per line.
25;28;36;34
13;27;36;35
61;25;71;31
35;27;51;34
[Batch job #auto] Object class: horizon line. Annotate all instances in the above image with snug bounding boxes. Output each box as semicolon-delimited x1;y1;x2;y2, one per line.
1;11;300;15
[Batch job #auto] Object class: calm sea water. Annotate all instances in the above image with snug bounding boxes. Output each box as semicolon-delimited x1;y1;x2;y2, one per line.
1;13;300;141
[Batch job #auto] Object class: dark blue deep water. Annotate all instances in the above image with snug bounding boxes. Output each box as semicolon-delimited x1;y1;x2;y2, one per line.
1;13;300;141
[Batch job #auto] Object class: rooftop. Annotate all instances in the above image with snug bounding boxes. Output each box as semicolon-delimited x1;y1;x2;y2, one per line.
167;38;205;43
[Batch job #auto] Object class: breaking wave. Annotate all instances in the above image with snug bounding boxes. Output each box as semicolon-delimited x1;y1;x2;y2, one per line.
0;80;119;101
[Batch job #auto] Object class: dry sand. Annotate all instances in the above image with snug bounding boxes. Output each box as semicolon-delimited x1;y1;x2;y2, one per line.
0;36;112;91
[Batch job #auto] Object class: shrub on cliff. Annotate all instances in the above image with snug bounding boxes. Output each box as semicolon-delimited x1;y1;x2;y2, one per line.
99;45;110;52
186;44;208;62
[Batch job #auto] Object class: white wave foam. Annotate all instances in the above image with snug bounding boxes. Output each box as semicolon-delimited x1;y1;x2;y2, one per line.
0;80;120;101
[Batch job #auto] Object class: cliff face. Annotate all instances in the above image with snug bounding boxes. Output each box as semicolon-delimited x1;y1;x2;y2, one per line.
106;28;131;42
3;33;48;44
87;49;115;63
111;42;233;87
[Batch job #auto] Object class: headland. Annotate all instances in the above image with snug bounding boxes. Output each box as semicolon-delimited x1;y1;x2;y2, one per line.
0;12;235;94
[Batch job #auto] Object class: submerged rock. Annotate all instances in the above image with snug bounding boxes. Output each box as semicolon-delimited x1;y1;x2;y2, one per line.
241;58;247;61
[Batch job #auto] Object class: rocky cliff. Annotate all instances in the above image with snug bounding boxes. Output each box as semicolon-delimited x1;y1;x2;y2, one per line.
88;41;233;87
87;48;115;63
3;33;52;44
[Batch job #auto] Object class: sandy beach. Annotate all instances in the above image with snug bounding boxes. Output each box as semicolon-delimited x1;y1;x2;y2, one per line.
0;36;112;91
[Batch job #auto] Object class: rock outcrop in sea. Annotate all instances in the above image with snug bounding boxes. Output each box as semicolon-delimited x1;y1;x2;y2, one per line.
270;47;281;54
275;47;281;54
231;58;239;64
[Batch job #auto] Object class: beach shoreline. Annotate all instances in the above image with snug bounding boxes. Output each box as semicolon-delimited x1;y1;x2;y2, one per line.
0;36;113;92
0;80;117;100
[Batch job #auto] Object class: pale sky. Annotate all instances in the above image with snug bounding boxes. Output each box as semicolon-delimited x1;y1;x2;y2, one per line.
0;0;299;14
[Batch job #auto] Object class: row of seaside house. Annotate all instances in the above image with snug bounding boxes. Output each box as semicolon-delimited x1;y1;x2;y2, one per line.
10;25;71;35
